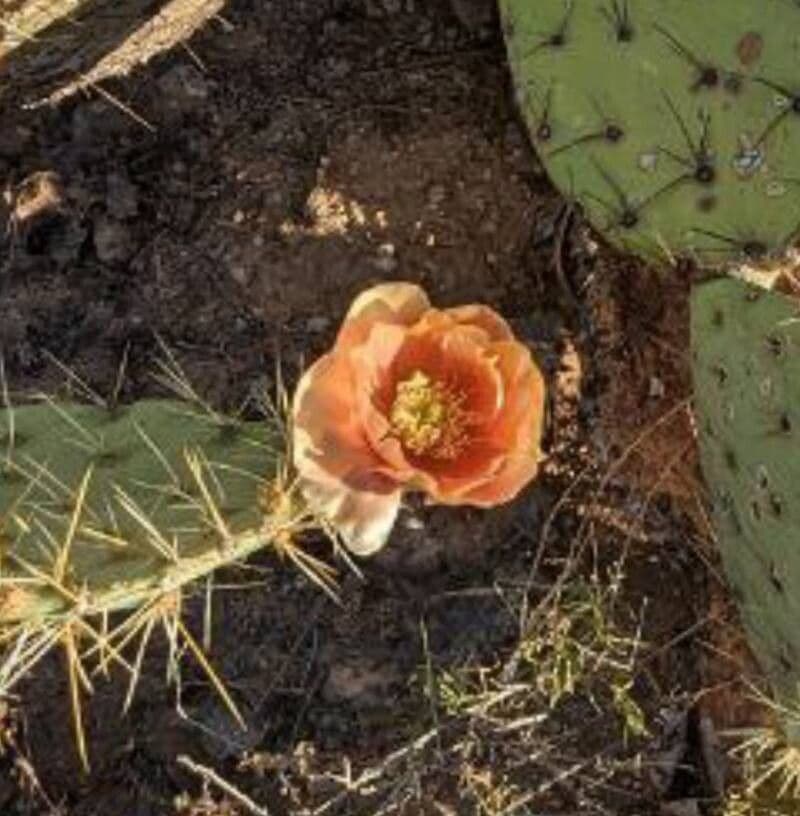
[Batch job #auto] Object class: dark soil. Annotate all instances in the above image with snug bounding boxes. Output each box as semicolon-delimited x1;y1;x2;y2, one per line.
0;1;754;814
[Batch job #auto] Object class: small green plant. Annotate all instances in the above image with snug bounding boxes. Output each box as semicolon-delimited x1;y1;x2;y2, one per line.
417;568;647;743
515;574;648;739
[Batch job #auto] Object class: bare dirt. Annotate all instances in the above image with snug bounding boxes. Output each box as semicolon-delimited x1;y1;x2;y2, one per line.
0;1;761;814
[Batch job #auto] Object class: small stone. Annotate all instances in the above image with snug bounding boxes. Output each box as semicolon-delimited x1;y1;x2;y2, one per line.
402;514;425;531
12;171;64;224
449;0;493;32
93;214;132;264
427;184;446;207
229;264;252;287
305;316;331;333
372;253;398;273
106;172;138;220
660;801;700;816
323;659;400;706
157;64;209;115
649;376;666;399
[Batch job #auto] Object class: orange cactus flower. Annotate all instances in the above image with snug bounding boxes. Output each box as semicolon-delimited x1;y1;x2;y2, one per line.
292;283;546;555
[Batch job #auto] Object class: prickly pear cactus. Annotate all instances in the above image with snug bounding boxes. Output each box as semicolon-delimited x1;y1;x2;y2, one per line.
500;0;800;262
692;277;800;744
0;399;279;626
0;395;312;765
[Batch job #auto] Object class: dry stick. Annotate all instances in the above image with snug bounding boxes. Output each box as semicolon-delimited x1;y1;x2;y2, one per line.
551;202;580;312
177;754;271;816
63;624;90;774
312;728;442;816
419;616;442;749
525;398;692;620
506;399;694;682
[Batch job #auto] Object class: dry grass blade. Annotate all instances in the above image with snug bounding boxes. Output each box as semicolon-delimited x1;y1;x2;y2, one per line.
0;623;62;694
185;450;232;542
112;484;179;562
54;466;93;584
151;336;224;424
0;355;15;460
63;623;90;773
725;686;800;802
122;615;157;715
174;615;246;730
177;754;272;816
41;350;107;408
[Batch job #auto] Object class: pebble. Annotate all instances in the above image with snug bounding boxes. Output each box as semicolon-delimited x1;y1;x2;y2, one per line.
305;316;331;333
157;64;209;115
228;264;252;287
106;172;138;220
322;659;399;706
449;0;494;32
93;214;132;264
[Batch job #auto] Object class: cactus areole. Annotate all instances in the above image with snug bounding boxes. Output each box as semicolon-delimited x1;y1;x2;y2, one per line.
500;0;800;263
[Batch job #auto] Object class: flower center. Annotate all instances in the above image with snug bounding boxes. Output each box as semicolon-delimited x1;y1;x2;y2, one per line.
389;370;472;459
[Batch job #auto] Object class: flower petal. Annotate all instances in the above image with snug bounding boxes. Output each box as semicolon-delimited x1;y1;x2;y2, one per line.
345;281;430;322
293;350;404;554
420;340;546;505
351;323;419;477
345;281;430;328
296;463;403;556
460;343;546;506
443;304;514;342
351;323;506;492
334;282;430;355
483;341;546;453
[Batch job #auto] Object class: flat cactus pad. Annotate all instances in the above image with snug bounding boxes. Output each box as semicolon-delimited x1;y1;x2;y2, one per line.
692;277;800;743
501;0;800;263
0;400;277;623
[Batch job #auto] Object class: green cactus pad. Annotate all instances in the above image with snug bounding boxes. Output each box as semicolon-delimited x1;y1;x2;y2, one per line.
0;399;281;625
501;0;800;263
692;277;800;743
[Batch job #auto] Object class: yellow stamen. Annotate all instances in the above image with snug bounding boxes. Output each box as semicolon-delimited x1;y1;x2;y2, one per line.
389;370;472;459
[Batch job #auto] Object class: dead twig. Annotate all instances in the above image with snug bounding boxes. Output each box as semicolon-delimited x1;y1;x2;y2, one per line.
177;754;272;816
551;202;580;312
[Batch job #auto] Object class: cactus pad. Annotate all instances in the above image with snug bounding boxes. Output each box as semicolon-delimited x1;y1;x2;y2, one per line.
501;0;800;262
692;277;800;743
0;399;280;626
